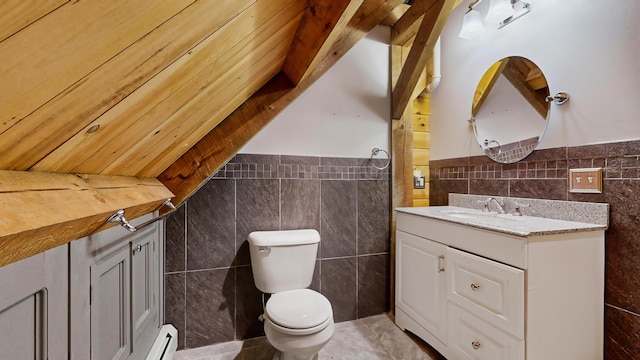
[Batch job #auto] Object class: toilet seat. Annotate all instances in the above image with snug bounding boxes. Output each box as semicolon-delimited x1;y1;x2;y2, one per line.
265;289;333;335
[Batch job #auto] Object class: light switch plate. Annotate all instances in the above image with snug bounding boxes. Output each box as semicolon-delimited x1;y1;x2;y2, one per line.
569;168;602;193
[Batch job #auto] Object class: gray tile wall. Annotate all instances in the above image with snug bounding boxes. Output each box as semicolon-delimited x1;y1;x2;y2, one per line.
429;140;640;359
164;154;391;350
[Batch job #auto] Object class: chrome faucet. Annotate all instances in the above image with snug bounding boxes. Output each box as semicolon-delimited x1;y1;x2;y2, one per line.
479;197;506;214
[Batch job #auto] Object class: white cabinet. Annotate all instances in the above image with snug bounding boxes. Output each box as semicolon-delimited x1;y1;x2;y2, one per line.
0;245;68;360
396;231;448;345
71;212;164;360
395;210;605;360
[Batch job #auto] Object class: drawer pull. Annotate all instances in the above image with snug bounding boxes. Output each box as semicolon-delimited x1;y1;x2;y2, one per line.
472;341;481;350
438;255;445;273
470;283;480;291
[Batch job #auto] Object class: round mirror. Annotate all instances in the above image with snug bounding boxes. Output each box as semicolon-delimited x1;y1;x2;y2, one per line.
470;56;550;163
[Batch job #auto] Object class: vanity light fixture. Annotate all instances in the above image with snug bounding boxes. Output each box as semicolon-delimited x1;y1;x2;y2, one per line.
485;0;514;24
458;0;486;40
497;0;530;29
459;0;531;39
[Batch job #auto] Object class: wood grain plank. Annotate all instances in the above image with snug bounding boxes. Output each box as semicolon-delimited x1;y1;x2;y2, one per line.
413;131;430;149
5;0;255;171
32;0;302;174
0;0;194;136
413;198;430;207
391;0;455;119
120;19;301;177
282;0;364;85
0;171;173;267
413;148;430;165
0;0;67;43
158;0;406;205
413;114;430;132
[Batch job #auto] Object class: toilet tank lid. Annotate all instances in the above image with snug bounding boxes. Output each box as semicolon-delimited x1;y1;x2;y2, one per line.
247;229;320;246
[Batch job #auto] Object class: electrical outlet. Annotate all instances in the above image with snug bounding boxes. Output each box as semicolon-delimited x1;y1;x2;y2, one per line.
569;168;602;193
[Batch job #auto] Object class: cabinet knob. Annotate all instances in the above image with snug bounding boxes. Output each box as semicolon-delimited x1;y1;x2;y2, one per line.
133;244;143;254
472;341;481;350
470;283;480;291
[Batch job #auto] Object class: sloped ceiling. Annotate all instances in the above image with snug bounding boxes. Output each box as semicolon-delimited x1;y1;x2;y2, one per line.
0;0;454;266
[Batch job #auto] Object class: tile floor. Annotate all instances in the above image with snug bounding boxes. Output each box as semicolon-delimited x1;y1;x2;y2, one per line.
173;313;445;360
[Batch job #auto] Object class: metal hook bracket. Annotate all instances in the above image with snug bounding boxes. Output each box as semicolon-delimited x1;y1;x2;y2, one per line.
107;198;177;232
545;92;569;105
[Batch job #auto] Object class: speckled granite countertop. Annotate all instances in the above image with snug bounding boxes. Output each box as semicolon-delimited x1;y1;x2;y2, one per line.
396;194;609;238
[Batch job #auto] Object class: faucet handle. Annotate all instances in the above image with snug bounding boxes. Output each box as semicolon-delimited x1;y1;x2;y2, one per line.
476;199;490;212
513;202;530;216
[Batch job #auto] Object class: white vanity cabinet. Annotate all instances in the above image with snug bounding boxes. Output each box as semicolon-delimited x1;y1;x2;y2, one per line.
395;208;605;360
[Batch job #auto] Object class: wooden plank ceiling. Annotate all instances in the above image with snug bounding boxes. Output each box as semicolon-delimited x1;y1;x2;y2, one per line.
0;0;455;266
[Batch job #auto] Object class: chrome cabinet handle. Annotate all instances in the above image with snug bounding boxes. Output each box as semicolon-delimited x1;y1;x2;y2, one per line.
438;255;445;273
470;283;480;291
472;341;481;350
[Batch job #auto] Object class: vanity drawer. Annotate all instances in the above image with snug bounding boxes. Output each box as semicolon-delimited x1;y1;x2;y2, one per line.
447;247;524;338
448;304;524;360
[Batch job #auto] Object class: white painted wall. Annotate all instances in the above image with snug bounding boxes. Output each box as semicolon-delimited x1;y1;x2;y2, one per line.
240;26;391;158
432;0;640;160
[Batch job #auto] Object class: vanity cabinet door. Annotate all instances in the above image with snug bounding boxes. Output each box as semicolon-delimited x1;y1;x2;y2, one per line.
396;230;448;343
90;243;131;360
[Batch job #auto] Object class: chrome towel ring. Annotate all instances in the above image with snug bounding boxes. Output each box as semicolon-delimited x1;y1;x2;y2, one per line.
370;147;390;170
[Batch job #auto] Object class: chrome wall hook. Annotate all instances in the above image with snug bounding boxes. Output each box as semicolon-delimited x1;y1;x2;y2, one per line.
162;198;176;210
107;198;178;233
545;92;569;105
107;209;138;232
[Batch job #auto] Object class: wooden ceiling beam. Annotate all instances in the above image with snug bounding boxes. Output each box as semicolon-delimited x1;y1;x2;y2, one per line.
391;0;433;45
282;0;364;85
0;171;174;267
391;0;455;120
160;0;406;205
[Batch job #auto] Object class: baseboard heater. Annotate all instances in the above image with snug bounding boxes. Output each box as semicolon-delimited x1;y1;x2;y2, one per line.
145;324;178;360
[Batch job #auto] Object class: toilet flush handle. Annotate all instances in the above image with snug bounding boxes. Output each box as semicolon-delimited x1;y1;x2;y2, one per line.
259;247;271;254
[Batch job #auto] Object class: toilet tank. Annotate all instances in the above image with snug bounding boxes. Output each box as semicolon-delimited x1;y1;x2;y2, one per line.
247;229;319;293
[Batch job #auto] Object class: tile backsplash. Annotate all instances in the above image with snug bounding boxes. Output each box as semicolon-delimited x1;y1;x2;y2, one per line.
164;154;390;350
430;139;640;359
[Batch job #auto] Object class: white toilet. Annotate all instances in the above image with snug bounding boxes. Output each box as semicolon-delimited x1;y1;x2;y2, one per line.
247;229;335;360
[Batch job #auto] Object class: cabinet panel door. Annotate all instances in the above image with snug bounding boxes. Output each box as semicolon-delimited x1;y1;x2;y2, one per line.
91;243;131;360
0;245;67;360
448;304;524;360
131;224;160;357
396;230;448;343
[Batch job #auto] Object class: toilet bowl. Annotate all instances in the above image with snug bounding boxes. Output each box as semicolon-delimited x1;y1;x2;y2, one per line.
247;230;335;360
263;289;334;360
